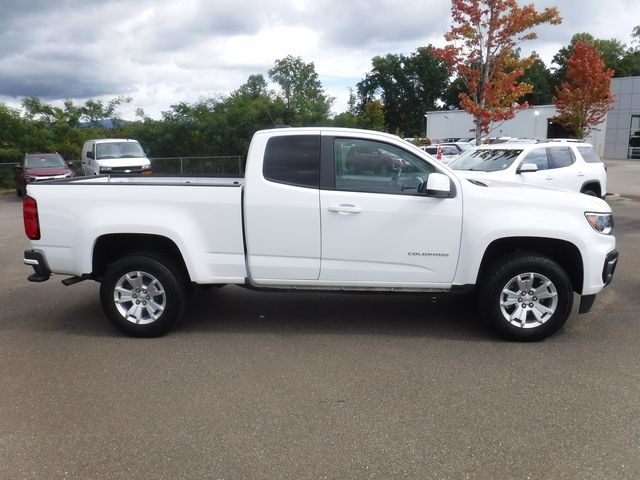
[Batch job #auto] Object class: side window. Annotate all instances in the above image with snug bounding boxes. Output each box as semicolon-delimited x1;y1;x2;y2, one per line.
548;147;575;169
334;138;435;195
521;148;549;170
577;146;602;163
263;135;320;188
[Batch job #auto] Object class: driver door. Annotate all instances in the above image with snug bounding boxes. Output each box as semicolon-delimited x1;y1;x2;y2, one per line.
319;137;462;286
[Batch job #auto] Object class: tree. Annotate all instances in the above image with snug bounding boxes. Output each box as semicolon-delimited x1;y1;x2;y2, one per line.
553;41;615;139
81;96;132;127
268;55;333;125
357;47;449;136
519;57;554;105
435;0;561;144
552;33;634;82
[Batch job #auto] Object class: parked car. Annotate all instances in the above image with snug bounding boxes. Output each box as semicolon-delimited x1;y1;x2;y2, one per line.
422;142;473;164
14;153;75;196
449;142;607;197
81;138;151;175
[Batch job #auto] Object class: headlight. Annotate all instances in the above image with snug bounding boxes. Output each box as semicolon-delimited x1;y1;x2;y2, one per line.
585;212;614;235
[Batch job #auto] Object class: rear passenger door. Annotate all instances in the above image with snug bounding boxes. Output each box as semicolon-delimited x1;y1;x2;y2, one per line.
546;146;579;191
244;133;322;282
518;146;578;191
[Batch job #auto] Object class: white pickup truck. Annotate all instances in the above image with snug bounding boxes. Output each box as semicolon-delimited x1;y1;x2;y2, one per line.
22;128;618;341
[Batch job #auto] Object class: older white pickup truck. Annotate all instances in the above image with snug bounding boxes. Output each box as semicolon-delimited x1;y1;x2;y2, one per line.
22;128;618;340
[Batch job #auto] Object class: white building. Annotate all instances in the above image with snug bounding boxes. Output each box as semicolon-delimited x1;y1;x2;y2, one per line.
425;76;640;159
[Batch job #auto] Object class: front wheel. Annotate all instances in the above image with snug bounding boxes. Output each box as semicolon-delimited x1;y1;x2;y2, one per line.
100;255;186;337
478;253;573;341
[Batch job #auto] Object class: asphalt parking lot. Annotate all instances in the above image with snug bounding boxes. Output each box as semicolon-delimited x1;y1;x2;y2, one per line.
1;163;639;479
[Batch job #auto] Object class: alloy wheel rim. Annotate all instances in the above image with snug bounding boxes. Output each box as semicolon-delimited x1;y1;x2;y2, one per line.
499;272;558;329
113;271;166;325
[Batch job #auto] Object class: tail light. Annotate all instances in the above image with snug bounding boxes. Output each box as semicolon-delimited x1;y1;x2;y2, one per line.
23;195;41;240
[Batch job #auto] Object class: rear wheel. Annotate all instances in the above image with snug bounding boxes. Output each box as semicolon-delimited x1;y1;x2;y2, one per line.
478;253;573;341
100;255;185;337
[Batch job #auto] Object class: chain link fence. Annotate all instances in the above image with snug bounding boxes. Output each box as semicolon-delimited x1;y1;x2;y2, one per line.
1;156;245;192
150;156;245;175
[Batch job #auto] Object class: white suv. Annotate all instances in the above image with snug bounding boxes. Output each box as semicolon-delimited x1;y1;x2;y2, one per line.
449;141;607;197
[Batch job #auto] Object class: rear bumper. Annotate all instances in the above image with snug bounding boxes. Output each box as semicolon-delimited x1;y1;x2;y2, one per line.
24;249;51;282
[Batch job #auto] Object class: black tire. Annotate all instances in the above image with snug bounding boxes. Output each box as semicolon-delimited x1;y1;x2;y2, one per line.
582;189;598;197
478;253;573;341
16;184;24;197
100;255;186;337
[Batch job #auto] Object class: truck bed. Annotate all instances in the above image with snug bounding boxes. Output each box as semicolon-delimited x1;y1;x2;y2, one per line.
64;174;245;187
26;175;247;284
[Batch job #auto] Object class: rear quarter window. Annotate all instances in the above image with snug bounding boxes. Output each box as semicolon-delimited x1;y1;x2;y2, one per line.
577;146;602;163
263;135;320;188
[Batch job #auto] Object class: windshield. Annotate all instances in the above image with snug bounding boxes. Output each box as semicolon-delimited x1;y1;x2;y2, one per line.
449;148;523;172
96;142;145;159
25;154;65;169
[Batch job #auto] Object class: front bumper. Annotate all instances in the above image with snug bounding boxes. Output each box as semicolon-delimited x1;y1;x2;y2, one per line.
24;249;51;282
602;250;618;286
579;249;619;314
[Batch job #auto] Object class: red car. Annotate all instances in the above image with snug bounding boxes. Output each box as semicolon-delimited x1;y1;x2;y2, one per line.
14;153;76;196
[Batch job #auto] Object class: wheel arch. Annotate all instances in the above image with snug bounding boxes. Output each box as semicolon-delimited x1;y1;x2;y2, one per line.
477;237;584;294
580;181;602;197
92;233;191;283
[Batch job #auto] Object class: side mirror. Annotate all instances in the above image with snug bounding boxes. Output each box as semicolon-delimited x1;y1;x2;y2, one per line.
14;163;22;169
145;149;151;156
86;151;94;159
425;172;451;198
518;163;538;173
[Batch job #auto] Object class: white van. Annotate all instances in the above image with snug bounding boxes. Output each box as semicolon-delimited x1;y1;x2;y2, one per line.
81;139;152;175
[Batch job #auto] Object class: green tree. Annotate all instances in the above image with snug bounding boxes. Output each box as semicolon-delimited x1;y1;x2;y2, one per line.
357;47;449;136
359;100;386;131
520;58;554;105
81;96;132;127
268;55;333;125
552;32;640;82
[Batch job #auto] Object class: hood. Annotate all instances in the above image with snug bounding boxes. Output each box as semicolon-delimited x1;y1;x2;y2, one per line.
457;174;611;212
25;166;73;177
453;169;509;180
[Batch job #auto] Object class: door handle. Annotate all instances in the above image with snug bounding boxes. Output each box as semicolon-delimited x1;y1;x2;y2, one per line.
577;172;585;177
328;204;362;215
545;175;553;180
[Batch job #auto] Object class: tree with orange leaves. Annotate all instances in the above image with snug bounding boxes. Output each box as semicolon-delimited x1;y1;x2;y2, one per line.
553;41;615;139
435;0;561;144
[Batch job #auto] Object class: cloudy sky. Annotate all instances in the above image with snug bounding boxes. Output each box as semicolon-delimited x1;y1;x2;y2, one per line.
1;0;638;119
